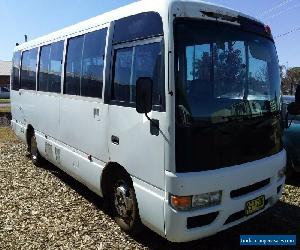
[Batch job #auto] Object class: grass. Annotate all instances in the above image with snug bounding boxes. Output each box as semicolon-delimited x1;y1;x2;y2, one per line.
0;99;10;104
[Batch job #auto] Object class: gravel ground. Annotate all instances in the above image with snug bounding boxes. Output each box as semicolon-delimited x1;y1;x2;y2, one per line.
0;127;299;250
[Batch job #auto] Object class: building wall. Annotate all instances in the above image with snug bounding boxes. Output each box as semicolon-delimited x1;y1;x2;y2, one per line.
0;76;10;88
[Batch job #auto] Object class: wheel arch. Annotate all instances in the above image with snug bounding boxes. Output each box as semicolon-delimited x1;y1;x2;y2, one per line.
101;162;133;198
26;124;34;150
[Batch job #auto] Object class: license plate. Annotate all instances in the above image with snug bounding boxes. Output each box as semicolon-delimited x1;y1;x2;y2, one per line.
245;195;265;216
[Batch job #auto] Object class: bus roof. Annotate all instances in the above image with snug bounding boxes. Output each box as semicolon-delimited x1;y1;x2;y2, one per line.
15;0;262;52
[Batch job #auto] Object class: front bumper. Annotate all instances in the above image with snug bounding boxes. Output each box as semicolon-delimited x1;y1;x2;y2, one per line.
164;150;286;242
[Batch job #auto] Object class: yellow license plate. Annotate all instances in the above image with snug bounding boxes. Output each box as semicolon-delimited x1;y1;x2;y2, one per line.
245;195;265;216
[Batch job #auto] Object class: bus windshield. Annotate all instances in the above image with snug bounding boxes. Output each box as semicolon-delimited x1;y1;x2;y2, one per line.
175;20;281;125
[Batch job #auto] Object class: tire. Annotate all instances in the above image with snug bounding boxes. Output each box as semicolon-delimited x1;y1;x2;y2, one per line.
30;133;43;167
109;171;143;235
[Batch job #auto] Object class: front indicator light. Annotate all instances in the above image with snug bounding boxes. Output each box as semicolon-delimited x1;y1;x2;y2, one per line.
170;195;192;210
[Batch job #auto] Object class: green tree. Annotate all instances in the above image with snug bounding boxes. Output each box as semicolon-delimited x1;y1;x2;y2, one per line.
193;43;245;96
282;67;300;95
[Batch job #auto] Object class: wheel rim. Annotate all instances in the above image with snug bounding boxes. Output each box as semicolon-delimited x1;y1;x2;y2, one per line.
114;182;134;222
31;136;38;161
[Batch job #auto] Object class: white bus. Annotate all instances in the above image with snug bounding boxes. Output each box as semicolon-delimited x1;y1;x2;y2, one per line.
10;0;286;242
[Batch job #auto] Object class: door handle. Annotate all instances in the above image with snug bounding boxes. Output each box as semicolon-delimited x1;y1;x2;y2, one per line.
93;108;100;121
111;135;119;145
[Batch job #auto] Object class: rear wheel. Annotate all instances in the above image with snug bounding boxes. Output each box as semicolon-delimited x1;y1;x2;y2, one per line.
30;134;43;167
110;171;143;235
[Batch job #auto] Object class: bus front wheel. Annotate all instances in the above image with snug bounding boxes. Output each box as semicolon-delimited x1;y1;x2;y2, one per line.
110;171;143;235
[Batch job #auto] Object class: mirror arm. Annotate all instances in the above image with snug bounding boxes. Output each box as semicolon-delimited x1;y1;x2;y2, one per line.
145;113;151;121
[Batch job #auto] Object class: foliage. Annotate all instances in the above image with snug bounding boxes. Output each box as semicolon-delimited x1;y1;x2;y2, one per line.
192;43;269;97
281;67;300;95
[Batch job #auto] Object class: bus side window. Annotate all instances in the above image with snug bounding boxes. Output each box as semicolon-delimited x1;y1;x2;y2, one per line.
113;12;163;44
38;45;51;92
64;28;107;98
39;41;64;93
132;42;164;107
65;36;84;96
81;29;107;98
20;48;38;90
49;41;64;93
112;47;134;102
12;51;21;91
112;42;164;108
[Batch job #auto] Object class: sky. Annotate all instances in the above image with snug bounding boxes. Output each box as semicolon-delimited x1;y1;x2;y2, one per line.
0;0;299;67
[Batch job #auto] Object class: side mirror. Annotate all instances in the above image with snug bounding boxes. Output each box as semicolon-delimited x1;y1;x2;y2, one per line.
136;77;153;114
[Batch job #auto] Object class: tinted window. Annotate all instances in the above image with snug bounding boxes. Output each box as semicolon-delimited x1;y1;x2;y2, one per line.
112;42;164;106
39;41;64;93
65;29;107;97
21;48;38;90
113;12;163;44
132;43;164;106
81;29;106;98
12;51;21;90
65;36;84;96
38;45;51;92
112;47;133;102
49;41;64;93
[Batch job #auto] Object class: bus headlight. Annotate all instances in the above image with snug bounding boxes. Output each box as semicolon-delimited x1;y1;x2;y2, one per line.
170;191;222;211
192;191;222;208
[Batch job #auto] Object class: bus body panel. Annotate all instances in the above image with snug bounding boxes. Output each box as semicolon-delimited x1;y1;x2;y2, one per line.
59;96;109;163
36;127;105;196
164;150;286;242
10;0;286;243
11;120;26;144
132;176;165;237
108;106;166;190
166;150;286;196
11;91;36;127
33;92;60;139
10;91;23;125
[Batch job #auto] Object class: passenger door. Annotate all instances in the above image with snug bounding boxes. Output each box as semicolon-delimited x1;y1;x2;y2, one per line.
107;38;166;190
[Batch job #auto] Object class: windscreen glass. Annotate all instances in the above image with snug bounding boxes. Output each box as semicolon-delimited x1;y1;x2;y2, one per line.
175;20;280;125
